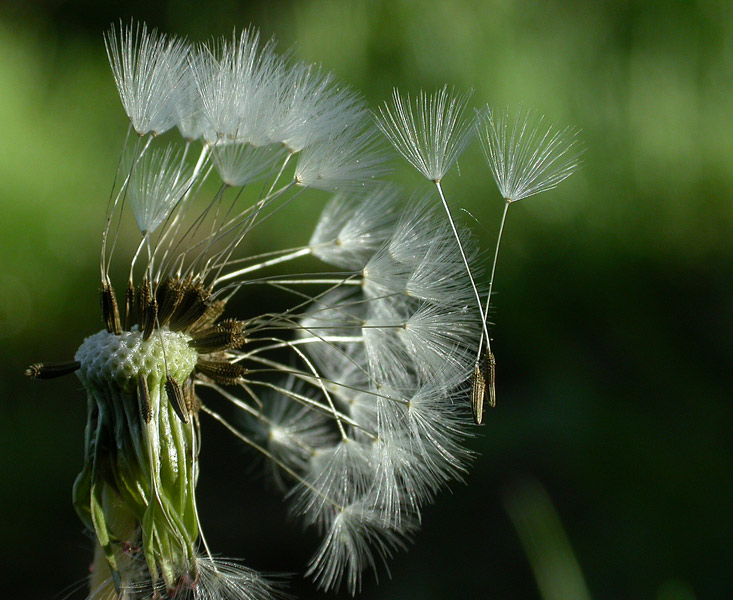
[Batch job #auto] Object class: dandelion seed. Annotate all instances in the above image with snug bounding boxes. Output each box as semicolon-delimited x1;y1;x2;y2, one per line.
309;184;400;269
276;64;368;154
471;350;495;425
172;56;212;143
191;29;282;143
377;87;491;377
89;555;286;600
306;501;417;595
474;107;582;413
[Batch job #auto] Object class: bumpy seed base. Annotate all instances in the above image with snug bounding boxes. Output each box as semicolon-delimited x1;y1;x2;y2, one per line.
75;328;198;392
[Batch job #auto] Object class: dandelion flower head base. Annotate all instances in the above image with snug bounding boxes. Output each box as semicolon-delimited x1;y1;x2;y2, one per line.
75;328;198;393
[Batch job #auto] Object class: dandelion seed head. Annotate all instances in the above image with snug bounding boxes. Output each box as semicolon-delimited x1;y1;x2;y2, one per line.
26;19;531;600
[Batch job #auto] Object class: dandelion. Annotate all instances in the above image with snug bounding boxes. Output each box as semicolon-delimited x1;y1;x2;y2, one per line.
26;22;489;599
472;106;583;421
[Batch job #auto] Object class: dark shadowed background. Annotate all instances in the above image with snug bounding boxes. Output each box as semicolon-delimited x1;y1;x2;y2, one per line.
1;1;731;599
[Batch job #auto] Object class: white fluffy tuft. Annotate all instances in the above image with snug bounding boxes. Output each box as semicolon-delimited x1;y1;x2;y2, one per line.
477;105;583;202
376;86;475;182
127;144;192;235
105;21;190;136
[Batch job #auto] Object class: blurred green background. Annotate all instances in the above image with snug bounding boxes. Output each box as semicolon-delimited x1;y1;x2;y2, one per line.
1;1;731;599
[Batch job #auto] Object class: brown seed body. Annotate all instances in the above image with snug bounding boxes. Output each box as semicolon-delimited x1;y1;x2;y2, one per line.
165;375;189;423
156;277;184;327
137;375;152;423
25;361;81;380
471;351;496;424
101;283;122;335
189;319;246;353
195;359;246;386
471;362;486;425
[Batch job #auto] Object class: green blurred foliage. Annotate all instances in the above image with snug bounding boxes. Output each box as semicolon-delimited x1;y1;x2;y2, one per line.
1;1;731;599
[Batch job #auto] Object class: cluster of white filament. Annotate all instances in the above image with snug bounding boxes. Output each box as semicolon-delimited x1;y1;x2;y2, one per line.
93;19;581;600
376;87;583;362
